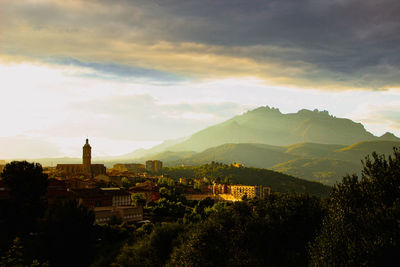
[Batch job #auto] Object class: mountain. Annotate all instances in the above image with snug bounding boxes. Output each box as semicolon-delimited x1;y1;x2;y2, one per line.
379;132;400;141
155;140;400;186
270;158;361;185
162;107;398;153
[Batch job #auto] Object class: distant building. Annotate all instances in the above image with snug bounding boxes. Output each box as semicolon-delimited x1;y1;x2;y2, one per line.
93;174;111;183
113;163;145;173
212;184;229;194
94;206;143;224
232;162;244;168
69;187;132;208
56;139;106;178
230;185;270;200
145;160;163;173
69;187;142;223
185;184;271;202
66;178;97;189
46;179;69;203
130;180;161;203
230;185;257;199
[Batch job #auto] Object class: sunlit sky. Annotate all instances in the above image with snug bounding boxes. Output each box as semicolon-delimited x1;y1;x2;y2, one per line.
1;0;400;158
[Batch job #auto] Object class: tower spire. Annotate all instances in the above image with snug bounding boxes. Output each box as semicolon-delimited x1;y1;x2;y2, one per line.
82;138;92;176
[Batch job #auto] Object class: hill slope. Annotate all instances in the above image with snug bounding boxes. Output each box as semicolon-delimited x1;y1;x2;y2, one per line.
165;107;398;152
163;163;331;197
160;141;400;186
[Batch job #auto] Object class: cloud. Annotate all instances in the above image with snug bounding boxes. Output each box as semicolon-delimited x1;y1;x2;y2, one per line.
49;58;184;82
1;0;399;90
63;94;252;141
351;101;400;136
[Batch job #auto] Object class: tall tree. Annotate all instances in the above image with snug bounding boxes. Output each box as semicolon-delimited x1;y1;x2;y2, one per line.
309;148;400;266
38;200;95;267
1;161;48;236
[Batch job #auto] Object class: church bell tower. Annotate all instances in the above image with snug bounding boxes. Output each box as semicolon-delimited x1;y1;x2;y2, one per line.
82;138;92;175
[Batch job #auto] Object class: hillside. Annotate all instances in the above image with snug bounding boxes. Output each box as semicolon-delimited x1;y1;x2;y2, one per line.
163;163;331;197
270;158;361;185
159;141;400;186
163;107;398;152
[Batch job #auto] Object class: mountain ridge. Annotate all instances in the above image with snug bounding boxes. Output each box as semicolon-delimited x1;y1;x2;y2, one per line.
146;106;399;154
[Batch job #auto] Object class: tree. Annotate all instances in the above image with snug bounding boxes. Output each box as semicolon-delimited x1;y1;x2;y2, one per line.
121;177;130;189
169;195;324;266
309;148;400;266
1;161;48;236
114;222;184;267
131;193;147;207
38;200;95;267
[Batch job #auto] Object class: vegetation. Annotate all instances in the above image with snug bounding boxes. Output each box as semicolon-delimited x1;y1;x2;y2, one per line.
309;148;400;265
163;162;331;197
1;147;400;266
143;140;400;185
1;161;48;241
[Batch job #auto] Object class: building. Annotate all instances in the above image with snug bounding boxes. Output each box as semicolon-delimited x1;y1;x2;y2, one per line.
69;188;112;208
230;185;257;199
113;163;145;173
101;188;132;207
69;187;132;208
185;184;271;202
212;184;229;194
130;180;161;203
66;177;97;189
145;160;163;173
68;187;141;224
56;139;106;178
46;179;69;203
230;185;270;200
94;206;143;224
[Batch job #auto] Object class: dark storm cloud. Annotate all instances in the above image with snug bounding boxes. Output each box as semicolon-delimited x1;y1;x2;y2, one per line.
131;0;400;88
3;0;400;89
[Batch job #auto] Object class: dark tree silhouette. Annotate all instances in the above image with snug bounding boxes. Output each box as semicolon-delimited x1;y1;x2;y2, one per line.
38;200;95;267
1;161;48;236
309;148;400;266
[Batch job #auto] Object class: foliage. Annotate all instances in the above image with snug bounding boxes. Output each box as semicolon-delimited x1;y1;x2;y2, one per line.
168;194;324;266
37;200;95;267
1;161;49;236
0;237;25;267
121;177;130;189
4;149;400;266
131;193;147;207
91;223;137;267
148;198;187;221
164;162;331;197
113;222;185;267
309;148;400;266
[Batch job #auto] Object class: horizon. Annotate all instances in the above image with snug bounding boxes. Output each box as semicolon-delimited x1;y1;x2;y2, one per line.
1;106;399;160
1;0;400;158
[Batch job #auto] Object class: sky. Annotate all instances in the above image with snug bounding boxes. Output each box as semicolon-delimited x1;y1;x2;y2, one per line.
1;0;400;158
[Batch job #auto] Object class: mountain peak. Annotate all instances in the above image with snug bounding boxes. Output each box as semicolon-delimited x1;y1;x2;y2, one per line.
297;109;331;117
379;132;400;141
248;106;281;114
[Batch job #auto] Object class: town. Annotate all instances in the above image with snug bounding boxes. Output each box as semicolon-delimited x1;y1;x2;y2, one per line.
0;139;270;225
